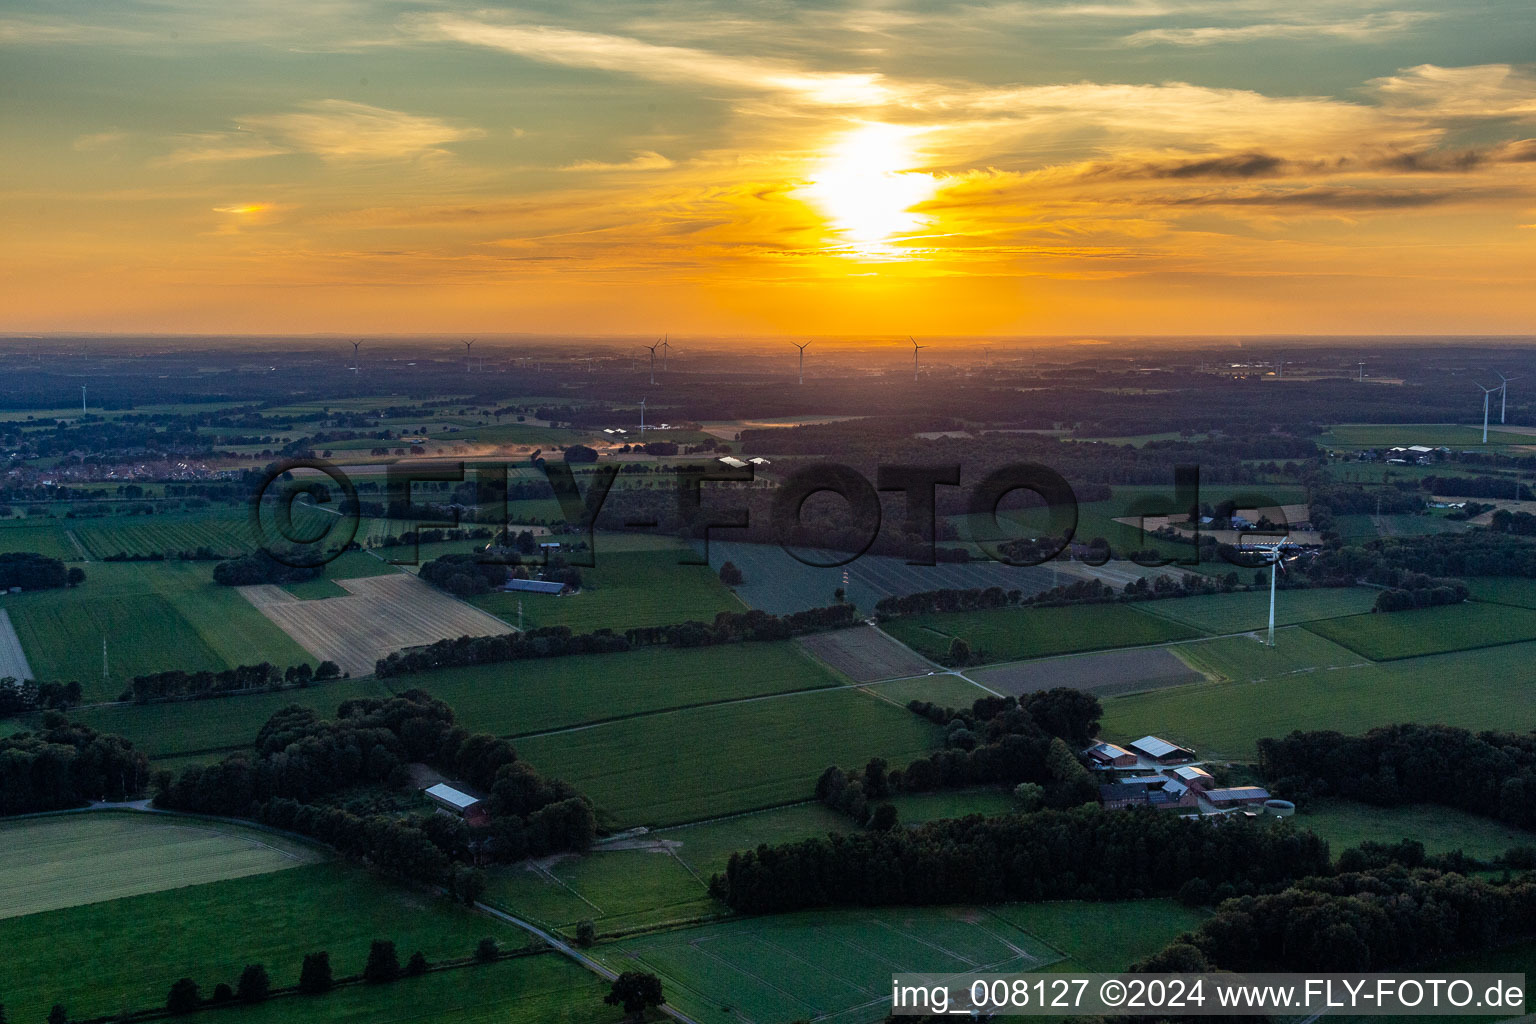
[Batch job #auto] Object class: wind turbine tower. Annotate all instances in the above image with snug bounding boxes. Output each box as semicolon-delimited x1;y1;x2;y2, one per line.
1498;372;1519;424
1259;538;1293;647
639;396;646;435
80;385;87;414
910;336;927;381
1357;361;1365;382
351;341;361;373
1477;383;1500;443
464;339;475;372
645;341;659;385
793;341;810;385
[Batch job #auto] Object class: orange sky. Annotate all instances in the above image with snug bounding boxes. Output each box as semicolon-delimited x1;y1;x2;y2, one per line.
2;1;1534;335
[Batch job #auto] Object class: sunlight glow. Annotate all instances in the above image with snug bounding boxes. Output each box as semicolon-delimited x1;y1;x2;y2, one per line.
797;123;939;257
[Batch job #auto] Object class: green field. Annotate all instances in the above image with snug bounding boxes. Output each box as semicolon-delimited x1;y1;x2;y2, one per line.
660;802;853;881
1465;576;1536;609
594;906;1062;1024
0;813;322;919
487;848;715;936
883;603;1201;665
987;900;1209;972
887;788;1017;825
1173;630;1367;683
470;547;742;633
0;862;528;1024
399;643;841;738
864;673;996;707
2;561;313;697
169;954;625;1024
1318;423;1536;447
0;520;79;560
1143;587;1378;635
1303;601;1536;660
515;687;942;827
1102;635;1536;759
1296;800;1534;862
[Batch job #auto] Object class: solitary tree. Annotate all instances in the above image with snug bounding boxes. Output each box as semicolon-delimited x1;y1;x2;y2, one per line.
475;937;500;963
298;952;333;994
364;940;400;984
405;952;429;977
947;636;971;666
604;972;665;1019
576;920;597;947
166;978;201;1015
237;964;271;1003
867;803;899;831
48;1006;67;1024
718;561;744;587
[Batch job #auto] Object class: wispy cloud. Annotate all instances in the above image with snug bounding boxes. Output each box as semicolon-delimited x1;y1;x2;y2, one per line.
403;14;894;106
1123;10;1434;46
159;100;481;166
566;151;675;171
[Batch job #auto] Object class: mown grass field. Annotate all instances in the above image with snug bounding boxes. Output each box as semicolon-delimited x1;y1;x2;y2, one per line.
1143;587;1378;635
1303;601;1536;660
863;672;996;707
169;954;625;1024
515;687;942;827
883;603;1201;665
1465;576;1536;609
659;802;852;881
400;642;841;738
888;788;1017;825
2;561;313;697
0;813;321;919
1101;635;1536;760
470;547;742;633
0;519;79;560
1295;800;1534;861
0;862;526;1024
595;906;1062;1024
487;849;715;935
987;900;1209;972
1173;630;1366;683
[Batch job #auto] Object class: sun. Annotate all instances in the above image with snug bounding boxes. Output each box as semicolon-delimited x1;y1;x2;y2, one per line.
797;122;938;257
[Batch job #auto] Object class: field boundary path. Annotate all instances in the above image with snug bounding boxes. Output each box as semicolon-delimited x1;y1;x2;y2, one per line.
64;529;90;561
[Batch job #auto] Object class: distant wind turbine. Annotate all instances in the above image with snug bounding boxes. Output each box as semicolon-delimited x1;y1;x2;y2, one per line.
80;385;87;414
1252;538;1296;647
464;339;475;373
351;340;361;374
660;334;672;371
910;336;927;381
1497;372;1520;424
644;340;660;385
1478;383;1499;443
792;341;810;385
639;396;646;436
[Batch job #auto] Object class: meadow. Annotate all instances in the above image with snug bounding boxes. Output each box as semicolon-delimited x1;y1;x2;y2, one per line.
514;687;942;827
1100;636;1536;759
1303;601;1536;660
398;642;842;738
0;862;526;1024
0;519;79;560
985;900;1209;972
1466;576;1536;608
593;906;1063;1024
658;802;853;881
1317;423;1535;447
1294;800;1534;862
486;848;716;936
470;547;743;633
0;812;321;919
3;560;313;696
863;672;996;706
882;603;1201;665
1142;587;1378;635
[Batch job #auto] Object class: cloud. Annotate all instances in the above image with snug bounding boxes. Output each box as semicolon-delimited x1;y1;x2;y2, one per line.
159;100;481;165
403;14;893;106
566;151;675;171
1123;10;1434;47
72;130;128;152
1162;185;1519;209
1368;64;1536;122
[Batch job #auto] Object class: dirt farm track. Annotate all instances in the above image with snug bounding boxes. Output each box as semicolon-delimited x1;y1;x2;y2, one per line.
239;573;511;677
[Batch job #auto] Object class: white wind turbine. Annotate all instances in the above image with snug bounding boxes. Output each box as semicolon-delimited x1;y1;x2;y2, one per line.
1247;537;1296;647
1497;372;1520;424
792;341;810;385
910;336;927;381
1478;383;1499;443
644;340;660;385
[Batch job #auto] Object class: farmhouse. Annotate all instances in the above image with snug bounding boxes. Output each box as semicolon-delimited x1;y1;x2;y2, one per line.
1128;735;1195;763
1167;765;1214;790
1083;741;1138;768
1098;779;1198;812
424;783;489;826
1204;786;1271;808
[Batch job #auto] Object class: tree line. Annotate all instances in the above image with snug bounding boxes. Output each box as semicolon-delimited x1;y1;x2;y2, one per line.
0;714;149;814
1138;866;1536;973
125;659;341;703
1260;724;1536;828
709;806;1331;913
374;603;857;678
0;551;83;590
155;692;594;884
